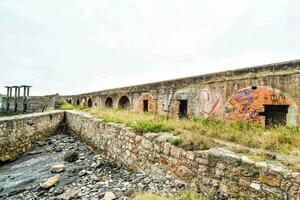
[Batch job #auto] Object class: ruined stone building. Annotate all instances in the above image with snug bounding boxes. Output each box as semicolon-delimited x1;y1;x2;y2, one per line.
66;60;300;126
1;85;60;114
1;60;300;126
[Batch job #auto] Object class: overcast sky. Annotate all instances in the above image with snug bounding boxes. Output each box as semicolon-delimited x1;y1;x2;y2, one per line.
0;0;299;95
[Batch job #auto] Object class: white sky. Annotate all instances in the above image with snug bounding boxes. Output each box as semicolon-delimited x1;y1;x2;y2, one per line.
0;0;299;95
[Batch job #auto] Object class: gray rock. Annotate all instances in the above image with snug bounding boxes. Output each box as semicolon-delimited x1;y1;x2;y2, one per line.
64;149;79;162
51;164;65;173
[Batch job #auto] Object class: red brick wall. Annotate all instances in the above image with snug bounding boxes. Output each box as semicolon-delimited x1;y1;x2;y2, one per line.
136;93;157;113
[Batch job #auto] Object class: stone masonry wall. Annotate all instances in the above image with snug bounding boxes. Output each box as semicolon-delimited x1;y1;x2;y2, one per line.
1;95;61;114
65;111;300;199
66;60;300;126
0;111;64;162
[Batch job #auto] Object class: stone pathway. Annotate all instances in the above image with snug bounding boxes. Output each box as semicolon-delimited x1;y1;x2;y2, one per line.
0;134;187;200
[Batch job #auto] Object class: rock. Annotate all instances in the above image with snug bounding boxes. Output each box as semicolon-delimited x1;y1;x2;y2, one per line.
102;191;116;200
51;164;65;173
64;149;79;162
258;175;280;187
54;189;79;200
79;170;87;177
250;182;261;191
40;175;61;189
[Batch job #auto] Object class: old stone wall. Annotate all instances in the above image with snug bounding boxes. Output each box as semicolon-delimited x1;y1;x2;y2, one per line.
66;60;300;126
1;95;61;114
65;110;300;199
0;110;64;162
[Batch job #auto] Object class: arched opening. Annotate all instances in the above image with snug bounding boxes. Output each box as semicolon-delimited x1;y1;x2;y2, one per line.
23;104;27;113
225;86;295;126
105;97;113;108
6;103;10;111
76;99;80;105
136;93;157;113
118;96;130;110
14;103;18;112
87;98;93;108
67;99;72;104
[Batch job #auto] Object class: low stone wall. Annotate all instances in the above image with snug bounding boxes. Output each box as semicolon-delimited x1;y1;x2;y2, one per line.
65;111;300;199
0;111;64;162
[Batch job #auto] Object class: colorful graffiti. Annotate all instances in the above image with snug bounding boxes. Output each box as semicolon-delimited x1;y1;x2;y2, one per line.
225;87;292;124
199;89;221;117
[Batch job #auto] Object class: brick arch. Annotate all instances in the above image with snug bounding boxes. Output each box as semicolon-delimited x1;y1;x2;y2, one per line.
136;93;157;113
224;86;297;126
87;98;93;107
118;95;130;110
104;97;113;108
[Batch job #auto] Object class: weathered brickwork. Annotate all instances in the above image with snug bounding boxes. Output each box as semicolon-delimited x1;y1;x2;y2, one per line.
136;93;157;113
225;86;293;125
0;111;64;162
66;60;300;126
65;111;300;199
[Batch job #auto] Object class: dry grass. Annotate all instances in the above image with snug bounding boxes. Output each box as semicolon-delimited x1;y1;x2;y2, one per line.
59;101;300;154
133;190;206;200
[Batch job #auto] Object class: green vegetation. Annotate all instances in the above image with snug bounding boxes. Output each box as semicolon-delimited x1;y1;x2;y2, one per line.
59;101;300;155
133;190;206;200
59;100;85;110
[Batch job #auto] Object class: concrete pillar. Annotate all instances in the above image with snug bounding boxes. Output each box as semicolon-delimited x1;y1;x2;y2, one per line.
9;88;12;98
18;87;20;97
6;87;9;98
14;87;17;97
23;87;26;97
27;87;30;96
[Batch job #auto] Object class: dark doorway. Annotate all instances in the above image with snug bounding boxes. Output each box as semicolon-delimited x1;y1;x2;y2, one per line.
143;100;149;112
118;96;130;110
76;99;80;105
87;98;93;108
6;103;10;111
23;104;27;113
105;97;113;108
260;105;289;126
179;100;188;119
14;103;18;112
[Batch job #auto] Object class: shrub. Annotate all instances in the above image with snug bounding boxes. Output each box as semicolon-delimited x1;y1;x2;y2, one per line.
171;136;183;146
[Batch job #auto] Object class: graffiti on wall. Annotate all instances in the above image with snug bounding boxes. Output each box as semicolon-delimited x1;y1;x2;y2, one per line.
225;87;291;124
199;89;221;117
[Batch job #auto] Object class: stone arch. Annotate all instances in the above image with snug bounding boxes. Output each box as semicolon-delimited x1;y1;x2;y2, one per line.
87;98;93;108
224;86;297;126
105;97;113;108
76;99;80;105
136;93;157;113
118;96;130;110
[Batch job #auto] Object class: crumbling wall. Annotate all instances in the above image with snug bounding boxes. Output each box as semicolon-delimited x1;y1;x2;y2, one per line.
65;110;300;199
1;95;61;114
0;111;64;162
67;60;300;126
